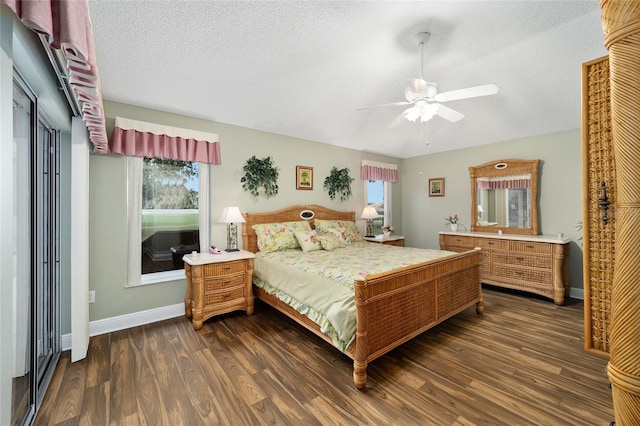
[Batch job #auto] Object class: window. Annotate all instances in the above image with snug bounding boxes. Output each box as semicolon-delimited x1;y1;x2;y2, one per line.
366;180;391;236
127;157;209;286
141;158;200;274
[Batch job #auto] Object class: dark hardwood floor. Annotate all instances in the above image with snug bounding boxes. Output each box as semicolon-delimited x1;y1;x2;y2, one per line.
35;288;614;425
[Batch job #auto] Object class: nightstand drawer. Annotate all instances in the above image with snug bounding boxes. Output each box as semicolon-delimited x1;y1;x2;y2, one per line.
205;272;246;292
204;287;245;306
203;259;248;276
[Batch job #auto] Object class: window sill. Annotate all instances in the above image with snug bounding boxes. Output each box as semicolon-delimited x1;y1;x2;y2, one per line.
130;269;186;287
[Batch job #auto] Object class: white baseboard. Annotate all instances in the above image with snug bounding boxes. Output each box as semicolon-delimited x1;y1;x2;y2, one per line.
61;303;184;351
570;287;584;300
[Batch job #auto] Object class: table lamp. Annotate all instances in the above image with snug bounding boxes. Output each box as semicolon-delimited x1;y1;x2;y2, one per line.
360;205;380;238
218;206;245;251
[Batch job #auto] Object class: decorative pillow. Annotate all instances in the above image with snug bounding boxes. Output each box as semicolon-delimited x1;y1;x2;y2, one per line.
314;219;363;243
252;221;313;253
317;232;345;251
294;230;322;253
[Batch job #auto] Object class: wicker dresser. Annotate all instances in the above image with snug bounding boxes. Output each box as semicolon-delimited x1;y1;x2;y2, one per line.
183;251;255;330
440;231;570;305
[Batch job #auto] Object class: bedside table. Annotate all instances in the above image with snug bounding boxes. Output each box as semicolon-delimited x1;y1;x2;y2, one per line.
364;235;405;247
183;250;255;330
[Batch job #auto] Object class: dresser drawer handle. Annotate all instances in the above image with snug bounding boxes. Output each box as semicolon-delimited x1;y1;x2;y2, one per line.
515;256;524;261
526;245;534;249
222;266;231;271
515;271;524;276
487;242;494;245
222;293;231;299
222;280;231;285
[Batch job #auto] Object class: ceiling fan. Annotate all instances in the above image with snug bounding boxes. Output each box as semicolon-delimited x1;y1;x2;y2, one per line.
359;32;498;127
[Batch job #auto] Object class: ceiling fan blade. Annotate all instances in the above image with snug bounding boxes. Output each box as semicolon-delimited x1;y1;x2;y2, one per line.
357;101;412;111
434;84;498;103
435;103;465;122
389;107;414;128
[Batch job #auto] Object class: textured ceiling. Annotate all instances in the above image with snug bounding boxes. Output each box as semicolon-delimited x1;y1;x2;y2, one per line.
88;1;607;159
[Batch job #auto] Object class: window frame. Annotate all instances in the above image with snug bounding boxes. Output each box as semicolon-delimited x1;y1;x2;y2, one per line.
127;157;209;287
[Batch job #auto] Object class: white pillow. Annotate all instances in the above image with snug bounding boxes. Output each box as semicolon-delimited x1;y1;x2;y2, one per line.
294;230;322;253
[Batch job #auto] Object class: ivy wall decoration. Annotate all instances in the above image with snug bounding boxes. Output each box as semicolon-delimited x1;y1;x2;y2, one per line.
241;155;279;198
324;166;354;201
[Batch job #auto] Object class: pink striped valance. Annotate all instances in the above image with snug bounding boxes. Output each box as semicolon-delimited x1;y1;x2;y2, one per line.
360;160;398;182
477;176;530;190
109;117;222;164
1;0;109;153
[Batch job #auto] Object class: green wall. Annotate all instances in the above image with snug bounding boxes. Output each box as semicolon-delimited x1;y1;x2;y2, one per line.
402;129;583;294
88;100;402;321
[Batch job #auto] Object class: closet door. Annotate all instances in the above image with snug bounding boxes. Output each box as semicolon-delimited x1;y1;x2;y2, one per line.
582;55;614;356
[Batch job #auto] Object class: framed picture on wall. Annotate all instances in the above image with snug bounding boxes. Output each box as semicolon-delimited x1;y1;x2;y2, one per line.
429;177;445;197
296;166;313;190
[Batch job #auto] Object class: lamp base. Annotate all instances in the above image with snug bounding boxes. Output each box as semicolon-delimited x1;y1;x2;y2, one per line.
224;248;239;252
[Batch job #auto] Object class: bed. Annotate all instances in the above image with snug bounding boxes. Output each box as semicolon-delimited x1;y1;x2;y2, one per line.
241;204;483;390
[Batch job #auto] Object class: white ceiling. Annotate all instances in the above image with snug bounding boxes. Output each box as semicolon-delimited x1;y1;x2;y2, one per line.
87;1;607;159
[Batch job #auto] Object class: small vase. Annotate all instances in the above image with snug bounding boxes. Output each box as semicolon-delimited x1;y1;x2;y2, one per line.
450;223;458;232
383;230;391;237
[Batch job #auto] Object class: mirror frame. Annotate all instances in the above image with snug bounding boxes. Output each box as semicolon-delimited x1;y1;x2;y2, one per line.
470;158;540;235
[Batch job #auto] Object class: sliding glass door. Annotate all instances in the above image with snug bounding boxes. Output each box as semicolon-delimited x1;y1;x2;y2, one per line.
11;73;61;426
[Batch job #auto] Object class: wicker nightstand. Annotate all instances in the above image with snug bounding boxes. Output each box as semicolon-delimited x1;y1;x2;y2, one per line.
183;250;255;330
363;235;405;247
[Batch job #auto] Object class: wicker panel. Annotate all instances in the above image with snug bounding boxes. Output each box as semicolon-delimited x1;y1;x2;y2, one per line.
508;241;552;255
365;281;437;354
204;287;245;306
480;250;491;277
492;252;551;269
203;260;247;276
582;55;614;355
204;272;245;292
473;238;508;250
492;264;552;286
437;268;480;318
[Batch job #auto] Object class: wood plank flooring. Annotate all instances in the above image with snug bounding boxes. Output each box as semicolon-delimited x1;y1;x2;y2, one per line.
35;288;614;425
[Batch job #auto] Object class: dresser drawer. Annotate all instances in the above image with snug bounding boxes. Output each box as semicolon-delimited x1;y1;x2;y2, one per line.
203;260;248;276
205;272;246;292
509;241;552;255
492;264;552;285
474;238;508;250
442;235;474;248
204;286;245;306
492;252;551;270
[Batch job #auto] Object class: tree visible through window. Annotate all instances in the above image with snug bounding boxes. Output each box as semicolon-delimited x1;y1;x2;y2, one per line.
141;158;199;274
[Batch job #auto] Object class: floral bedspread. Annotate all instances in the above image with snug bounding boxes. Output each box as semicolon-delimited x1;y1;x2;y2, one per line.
253;242;456;352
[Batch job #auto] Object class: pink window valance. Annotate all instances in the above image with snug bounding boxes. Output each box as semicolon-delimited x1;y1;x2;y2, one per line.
360;160;398;182
477;176;531;190
1;0;109;153
109;117;222;164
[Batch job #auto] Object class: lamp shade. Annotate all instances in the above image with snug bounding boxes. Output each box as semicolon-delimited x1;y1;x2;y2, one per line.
360;205;380;220
218;206;246;224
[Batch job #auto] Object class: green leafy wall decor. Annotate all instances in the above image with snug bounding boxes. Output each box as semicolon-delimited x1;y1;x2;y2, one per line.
241;155;279;198
324;166;354;201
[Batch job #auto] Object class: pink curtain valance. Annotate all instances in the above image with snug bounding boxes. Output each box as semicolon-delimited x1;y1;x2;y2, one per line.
109;117;222;164
360;160;398;182
477;176;530;190
1;0;109;153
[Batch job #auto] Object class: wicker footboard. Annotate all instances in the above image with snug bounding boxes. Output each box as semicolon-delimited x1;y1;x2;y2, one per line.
254;248;483;390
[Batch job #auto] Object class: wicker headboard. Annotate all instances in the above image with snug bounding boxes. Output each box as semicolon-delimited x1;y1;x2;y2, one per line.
241;204;356;253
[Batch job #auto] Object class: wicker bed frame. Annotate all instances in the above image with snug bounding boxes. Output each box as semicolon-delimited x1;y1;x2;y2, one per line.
242;204;483;390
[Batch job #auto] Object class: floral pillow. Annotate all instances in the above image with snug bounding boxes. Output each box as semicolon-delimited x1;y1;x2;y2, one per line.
252;221;313;253
314;219;363;243
316;232;345;251
294;230;322;253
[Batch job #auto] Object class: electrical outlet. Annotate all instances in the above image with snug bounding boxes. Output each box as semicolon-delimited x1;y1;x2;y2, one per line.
89;290;95;304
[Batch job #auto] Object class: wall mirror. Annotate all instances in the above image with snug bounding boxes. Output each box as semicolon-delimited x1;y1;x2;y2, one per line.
470;159;540;235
